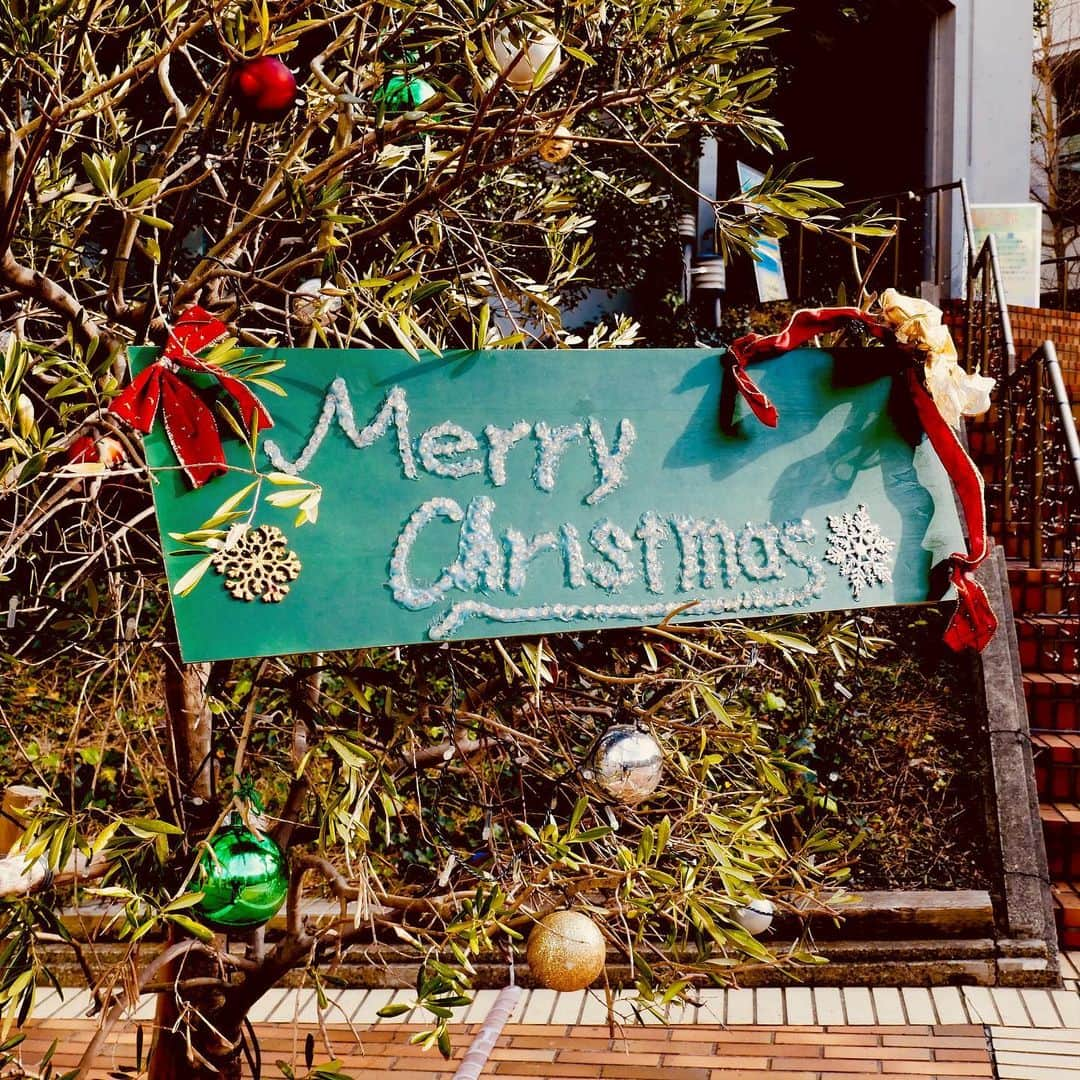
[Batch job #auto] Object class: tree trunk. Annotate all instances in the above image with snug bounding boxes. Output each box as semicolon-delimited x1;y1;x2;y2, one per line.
147;966;244;1080
162;650;215;808
148;644;242;1079
1054;222;1069;311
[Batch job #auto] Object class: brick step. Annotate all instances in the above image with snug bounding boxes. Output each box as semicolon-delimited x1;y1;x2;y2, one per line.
1016;615;1080;673
1008;561;1079;616
1033;733;1080;800
11;1016;1003;1075
1040;802;1080;878
1023;672;1080;730
994;529;1071;563
1052;880;1080;950
966;426;998;459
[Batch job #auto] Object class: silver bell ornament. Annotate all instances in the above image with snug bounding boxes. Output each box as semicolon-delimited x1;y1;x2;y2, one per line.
591;724;663;805
291;279;343;326
734;898;775;936
490;27;562;90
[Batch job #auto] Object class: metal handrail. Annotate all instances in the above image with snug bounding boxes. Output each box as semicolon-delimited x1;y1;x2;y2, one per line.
964;233;1018;379
955;178;976;266
794;179;972;300
798;175;1074;603
954;175;1016;378
832;177;1075;606
993;341;1079;590
954;186;1075;613
791;177;1016;360
1043;342;1080;490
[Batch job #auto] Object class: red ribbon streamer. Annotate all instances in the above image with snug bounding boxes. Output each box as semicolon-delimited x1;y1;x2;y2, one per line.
110;306;273;488
904;370;997;651
728;307;892;427
726;307;997;652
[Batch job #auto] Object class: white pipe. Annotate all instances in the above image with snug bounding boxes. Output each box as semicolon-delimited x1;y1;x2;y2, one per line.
452;984;523;1080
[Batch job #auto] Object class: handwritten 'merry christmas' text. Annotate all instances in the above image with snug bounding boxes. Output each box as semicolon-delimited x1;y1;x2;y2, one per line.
263;382;827;639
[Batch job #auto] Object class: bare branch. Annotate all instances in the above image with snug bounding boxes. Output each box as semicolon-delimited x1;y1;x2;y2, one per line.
0;249;121;354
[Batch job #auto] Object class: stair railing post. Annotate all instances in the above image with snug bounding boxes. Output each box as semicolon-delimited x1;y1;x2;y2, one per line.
964;256;977;373
1032;353;1045;572
797;224;804;299
1002;372;1014;540
893;196;902;287
934;187;944;292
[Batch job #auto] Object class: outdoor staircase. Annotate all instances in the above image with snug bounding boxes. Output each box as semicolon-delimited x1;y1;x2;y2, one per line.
964;338;1080;951
1017;571;1080;945
852;179;1080;962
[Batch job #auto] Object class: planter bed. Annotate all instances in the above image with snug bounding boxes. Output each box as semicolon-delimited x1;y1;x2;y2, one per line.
28;554;1059;990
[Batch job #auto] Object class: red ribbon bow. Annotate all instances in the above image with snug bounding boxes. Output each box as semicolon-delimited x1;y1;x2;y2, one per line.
110;306;273;488
725;307;998;653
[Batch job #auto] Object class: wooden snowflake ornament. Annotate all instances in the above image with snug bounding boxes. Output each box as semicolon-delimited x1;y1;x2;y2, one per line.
211;525;301;602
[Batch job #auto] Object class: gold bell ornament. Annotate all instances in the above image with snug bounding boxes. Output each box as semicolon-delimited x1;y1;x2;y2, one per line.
537;124;573;163
526;909;606;991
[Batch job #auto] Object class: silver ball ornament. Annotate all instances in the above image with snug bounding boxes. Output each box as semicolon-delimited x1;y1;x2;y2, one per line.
735;898;774;936
592;724;663;805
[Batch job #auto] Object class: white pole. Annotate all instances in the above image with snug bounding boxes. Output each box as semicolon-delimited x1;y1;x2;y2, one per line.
452;984;523;1080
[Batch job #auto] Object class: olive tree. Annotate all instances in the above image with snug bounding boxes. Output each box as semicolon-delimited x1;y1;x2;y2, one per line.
0;1;870;1076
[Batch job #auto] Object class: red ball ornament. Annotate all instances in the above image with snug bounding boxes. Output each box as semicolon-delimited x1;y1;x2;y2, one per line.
229;57;298;123
67;435;125;467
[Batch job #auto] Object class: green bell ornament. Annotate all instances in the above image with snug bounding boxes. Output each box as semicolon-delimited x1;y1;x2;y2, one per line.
196;814;288;931
374;74;437;117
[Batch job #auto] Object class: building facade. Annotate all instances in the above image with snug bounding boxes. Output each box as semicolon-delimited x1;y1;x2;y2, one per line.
935;0;1035;294
1034;0;1080;304
581;0;1038;328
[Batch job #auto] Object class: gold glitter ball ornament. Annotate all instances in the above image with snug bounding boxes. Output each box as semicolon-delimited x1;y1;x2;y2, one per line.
526;910;605;991
537;125;573;163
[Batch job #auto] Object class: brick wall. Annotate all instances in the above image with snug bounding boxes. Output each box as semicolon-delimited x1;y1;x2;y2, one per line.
943;302;1080;396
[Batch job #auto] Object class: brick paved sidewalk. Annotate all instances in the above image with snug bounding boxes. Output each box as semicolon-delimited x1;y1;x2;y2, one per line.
16;1021;993;1079
18;964;1080;1079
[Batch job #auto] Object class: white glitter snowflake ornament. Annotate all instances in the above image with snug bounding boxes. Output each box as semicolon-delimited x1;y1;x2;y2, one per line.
824;505;896;599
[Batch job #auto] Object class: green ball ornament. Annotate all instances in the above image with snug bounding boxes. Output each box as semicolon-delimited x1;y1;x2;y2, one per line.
196;817;288;931
375;74;437;116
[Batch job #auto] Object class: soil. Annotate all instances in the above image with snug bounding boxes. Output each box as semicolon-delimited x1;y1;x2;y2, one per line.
772;605;990;891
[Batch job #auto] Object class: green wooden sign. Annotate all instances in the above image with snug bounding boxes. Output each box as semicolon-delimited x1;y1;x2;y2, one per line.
137;346;965;663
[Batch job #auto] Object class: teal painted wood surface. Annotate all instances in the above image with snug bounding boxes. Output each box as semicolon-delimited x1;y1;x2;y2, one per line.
135;346;966;662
